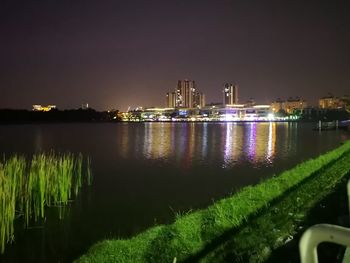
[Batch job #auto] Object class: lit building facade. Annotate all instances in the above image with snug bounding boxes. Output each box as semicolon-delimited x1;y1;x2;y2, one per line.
270;98;285;113
166;92;176;108
271;97;307;114
284;97;307;114
319;96;346;109
121;104;289;122
223;83;238;105
141;107;175;121
176;80;196;108
32;105;56;111
194;92;205;108
166;80;205;108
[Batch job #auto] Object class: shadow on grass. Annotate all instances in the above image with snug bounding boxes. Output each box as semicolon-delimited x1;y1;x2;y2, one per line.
140;157;340;263
112;152;350;263
180;161;350;263
267;176;350;263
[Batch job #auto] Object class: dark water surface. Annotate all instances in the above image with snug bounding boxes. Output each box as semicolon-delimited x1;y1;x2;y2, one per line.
0;122;349;262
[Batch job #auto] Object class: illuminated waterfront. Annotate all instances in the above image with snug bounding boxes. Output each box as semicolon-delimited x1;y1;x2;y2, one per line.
0;122;349;262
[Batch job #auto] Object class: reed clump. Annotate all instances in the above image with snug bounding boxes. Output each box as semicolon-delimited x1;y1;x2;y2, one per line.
0;152;91;253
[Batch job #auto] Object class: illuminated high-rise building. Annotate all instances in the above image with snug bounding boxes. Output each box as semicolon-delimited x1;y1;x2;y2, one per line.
223;83;238;105
166;92;176;108
194;92;205;108
166;80;205;108
176;80;196;108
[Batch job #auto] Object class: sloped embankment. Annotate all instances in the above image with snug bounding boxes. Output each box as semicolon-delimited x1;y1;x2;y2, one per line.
195;147;350;262
77;141;350;263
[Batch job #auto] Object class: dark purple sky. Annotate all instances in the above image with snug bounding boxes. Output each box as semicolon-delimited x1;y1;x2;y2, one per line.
1;0;349;110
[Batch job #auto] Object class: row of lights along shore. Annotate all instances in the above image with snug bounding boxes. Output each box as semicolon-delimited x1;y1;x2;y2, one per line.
32;79;348;122
120;80;312;122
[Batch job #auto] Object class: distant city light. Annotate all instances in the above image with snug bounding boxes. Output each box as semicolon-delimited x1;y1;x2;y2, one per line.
32;105;56;112
117;104;286;122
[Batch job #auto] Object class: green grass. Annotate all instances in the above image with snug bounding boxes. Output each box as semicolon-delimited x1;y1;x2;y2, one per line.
0;152;92;253
200;149;350;262
76;140;350;263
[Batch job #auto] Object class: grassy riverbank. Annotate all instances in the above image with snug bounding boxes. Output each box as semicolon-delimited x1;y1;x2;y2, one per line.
77;141;350;263
198;149;350;262
0;153;92;253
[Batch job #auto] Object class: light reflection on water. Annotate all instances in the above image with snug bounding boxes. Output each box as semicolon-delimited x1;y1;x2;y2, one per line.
118;122;280;168
0;122;349;263
267;122;276;163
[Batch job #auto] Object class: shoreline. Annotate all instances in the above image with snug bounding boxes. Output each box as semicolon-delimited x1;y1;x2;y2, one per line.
76;141;350;262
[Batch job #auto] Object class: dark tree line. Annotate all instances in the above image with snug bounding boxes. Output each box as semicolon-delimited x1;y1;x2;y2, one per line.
0;108;120;123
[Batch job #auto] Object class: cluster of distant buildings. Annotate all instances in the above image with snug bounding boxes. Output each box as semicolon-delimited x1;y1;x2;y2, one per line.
165;80;239;109
319;95;349;109
32;103;89;111
270;95;349;115
31;80;349;122
118;79;349;122
120;80;276;122
166;80;206;108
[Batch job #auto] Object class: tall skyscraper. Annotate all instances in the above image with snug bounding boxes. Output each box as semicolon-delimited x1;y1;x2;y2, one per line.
194;92;205;108
223;83;238;105
166;92;176;108
166;80;205;108
176;80;196;108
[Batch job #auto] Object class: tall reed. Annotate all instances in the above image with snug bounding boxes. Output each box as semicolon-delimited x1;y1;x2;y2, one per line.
0;152;91;253
0;156;26;253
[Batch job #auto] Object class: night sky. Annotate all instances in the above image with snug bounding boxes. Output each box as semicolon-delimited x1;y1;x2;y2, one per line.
1;0;349;111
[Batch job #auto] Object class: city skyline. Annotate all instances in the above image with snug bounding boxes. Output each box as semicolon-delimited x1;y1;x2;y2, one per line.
1;0;350;111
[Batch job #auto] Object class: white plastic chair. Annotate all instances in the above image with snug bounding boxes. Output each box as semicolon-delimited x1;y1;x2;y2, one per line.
299;180;350;263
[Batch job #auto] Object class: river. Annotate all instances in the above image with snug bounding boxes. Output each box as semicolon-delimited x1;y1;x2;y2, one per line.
0;122;349;262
